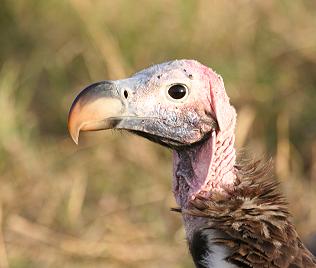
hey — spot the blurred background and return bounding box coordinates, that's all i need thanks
[0,0,316,267]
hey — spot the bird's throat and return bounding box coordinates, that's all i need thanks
[172,129,237,208]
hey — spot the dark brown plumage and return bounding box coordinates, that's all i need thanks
[182,160,316,267]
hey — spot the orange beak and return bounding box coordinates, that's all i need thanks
[68,81,123,144]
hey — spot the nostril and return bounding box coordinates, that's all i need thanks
[123,90,128,99]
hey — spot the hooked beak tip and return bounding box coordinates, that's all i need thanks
[68,113,80,145]
[70,131,79,145]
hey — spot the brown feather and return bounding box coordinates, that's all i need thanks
[184,160,316,268]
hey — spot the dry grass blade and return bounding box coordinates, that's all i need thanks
[0,204,9,268]
[236,106,256,148]
[69,0,128,80]
[276,111,290,180]
[67,173,87,225]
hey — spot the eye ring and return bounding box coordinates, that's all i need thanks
[167,84,188,100]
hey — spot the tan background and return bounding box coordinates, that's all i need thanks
[0,1,316,267]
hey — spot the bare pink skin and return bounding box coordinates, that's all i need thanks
[173,128,236,205]
[171,61,237,209]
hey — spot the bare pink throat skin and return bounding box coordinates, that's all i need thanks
[172,65,237,209]
[172,118,237,208]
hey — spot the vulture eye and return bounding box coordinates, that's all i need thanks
[168,84,188,100]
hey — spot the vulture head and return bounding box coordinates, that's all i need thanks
[68,60,237,205]
[68,60,316,267]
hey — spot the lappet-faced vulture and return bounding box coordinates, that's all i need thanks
[68,60,316,268]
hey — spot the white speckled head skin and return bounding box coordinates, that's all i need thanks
[115,60,226,145]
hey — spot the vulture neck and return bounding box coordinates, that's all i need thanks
[172,127,237,209]
[172,129,316,267]
[172,127,237,267]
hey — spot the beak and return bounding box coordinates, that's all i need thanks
[68,81,124,144]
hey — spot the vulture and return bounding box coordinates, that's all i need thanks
[68,60,316,267]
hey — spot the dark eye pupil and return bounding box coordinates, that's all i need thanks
[168,84,187,99]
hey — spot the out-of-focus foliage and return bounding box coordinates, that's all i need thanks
[0,1,315,267]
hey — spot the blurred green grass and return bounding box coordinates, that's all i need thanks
[0,0,316,267]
